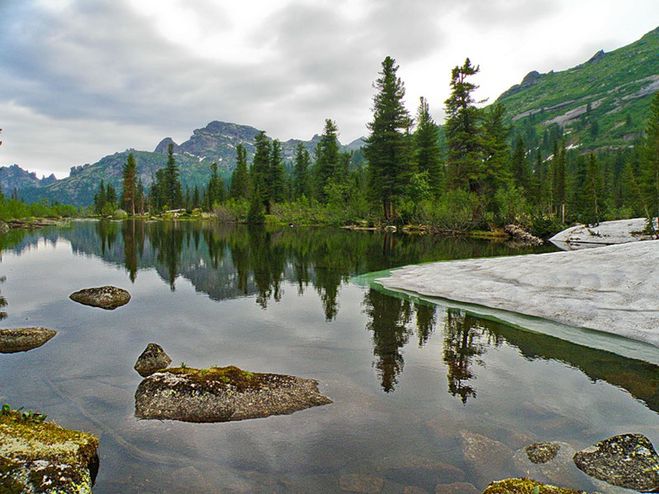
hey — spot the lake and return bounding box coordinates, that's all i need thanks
[0,220,656,493]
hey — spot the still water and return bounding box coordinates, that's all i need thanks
[0,220,656,493]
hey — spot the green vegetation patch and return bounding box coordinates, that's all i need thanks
[164,365,262,391]
[483,478,584,494]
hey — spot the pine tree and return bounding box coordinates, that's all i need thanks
[94,179,106,214]
[444,58,482,193]
[293,142,311,198]
[510,136,528,191]
[229,144,250,200]
[122,152,138,215]
[639,92,659,230]
[135,178,145,215]
[481,103,512,197]
[413,97,443,197]
[314,119,341,202]
[364,56,413,221]
[206,162,225,210]
[251,131,272,213]
[164,143,182,209]
[582,154,602,225]
[551,141,567,221]
[270,139,286,203]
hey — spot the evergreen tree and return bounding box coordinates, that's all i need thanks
[552,141,567,222]
[106,183,117,208]
[620,161,644,216]
[206,162,226,210]
[192,185,200,209]
[270,139,286,203]
[481,103,512,197]
[444,58,482,193]
[230,144,250,200]
[122,152,138,215]
[413,97,443,197]
[135,178,145,215]
[364,56,412,221]
[640,92,659,230]
[510,136,528,191]
[293,142,311,198]
[164,143,183,209]
[314,119,342,202]
[251,131,272,213]
[582,154,602,225]
[93,179,106,214]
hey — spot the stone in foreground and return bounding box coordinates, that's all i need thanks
[69,286,131,310]
[482,478,583,494]
[572,433,659,492]
[525,442,561,464]
[0,408,99,494]
[0,327,57,353]
[134,343,172,377]
[135,365,332,422]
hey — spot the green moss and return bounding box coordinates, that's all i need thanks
[165,365,263,391]
[483,478,583,494]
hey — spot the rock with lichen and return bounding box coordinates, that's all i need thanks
[512,442,582,486]
[69,286,131,310]
[482,478,584,494]
[572,433,659,492]
[0,407,99,494]
[133,343,172,377]
[0,327,56,353]
[134,365,332,423]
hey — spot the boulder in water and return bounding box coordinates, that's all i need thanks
[0,327,57,353]
[69,286,131,310]
[134,343,172,377]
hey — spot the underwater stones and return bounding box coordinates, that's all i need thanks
[482,478,584,494]
[459,431,514,485]
[0,408,99,494]
[134,343,172,377]
[434,481,479,494]
[572,433,659,492]
[0,327,57,353]
[339,473,385,493]
[512,442,581,486]
[525,442,561,463]
[135,365,332,423]
[69,285,131,310]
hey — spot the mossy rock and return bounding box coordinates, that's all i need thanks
[0,409,99,493]
[482,478,584,494]
[69,285,131,310]
[0,327,57,354]
[135,365,332,423]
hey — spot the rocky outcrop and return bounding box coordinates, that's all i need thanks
[69,285,131,310]
[135,365,332,423]
[504,224,544,246]
[573,433,659,492]
[0,407,99,494]
[134,343,172,377]
[482,478,583,494]
[0,327,57,353]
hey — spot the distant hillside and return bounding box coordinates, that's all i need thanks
[15,121,365,206]
[0,164,56,195]
[499,27,658,153]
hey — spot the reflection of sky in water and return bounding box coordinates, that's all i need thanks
[0,222,656,493]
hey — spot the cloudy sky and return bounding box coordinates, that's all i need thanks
[0,0,657,177]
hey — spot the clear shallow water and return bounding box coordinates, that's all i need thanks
[0,220,656,493]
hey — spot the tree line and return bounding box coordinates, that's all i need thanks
[98,57,658,235]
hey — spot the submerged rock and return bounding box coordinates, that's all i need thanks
[0,407,99,494]
[572,433,659,492]
[339,473,385,493]
[134,343,172,377]
[135,365,332,423]
[459,431,513,484]
[525,442,561,464]
[434,481,478,494]
[0,327,57,353]
[482,478,583,494]
[69,286,131,310]
[513,442,582,486]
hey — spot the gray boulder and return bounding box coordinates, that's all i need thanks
[573,433,659,492]
[134,343,172,377]
[69,286,131,310]
[135,365,332,423]
[0,327,57,353]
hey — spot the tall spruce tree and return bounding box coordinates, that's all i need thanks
[413,97,443,197]
[270,139,286,203]
[582,154,602,226]
[206,162,225,209]
[364,56,412,221]
[164,143,182,209]
[293,142,311,198]
[640,92,659,229]
[314,119,341,202]
[251,131,272,213]
[444,58,482,193]
[122,152,138,215]
[230,144,250,200]
[510,135,529,191]
[481,103,512,197]
[551,141,567,222]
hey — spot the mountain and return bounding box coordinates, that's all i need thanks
[0,164,56,196]
[499,27,658,152]
[15,122,365,206]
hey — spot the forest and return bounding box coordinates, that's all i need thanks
[95,57,658,237]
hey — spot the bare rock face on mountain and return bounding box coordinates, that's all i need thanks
[69,286,131,310]
[135,365,332,423]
